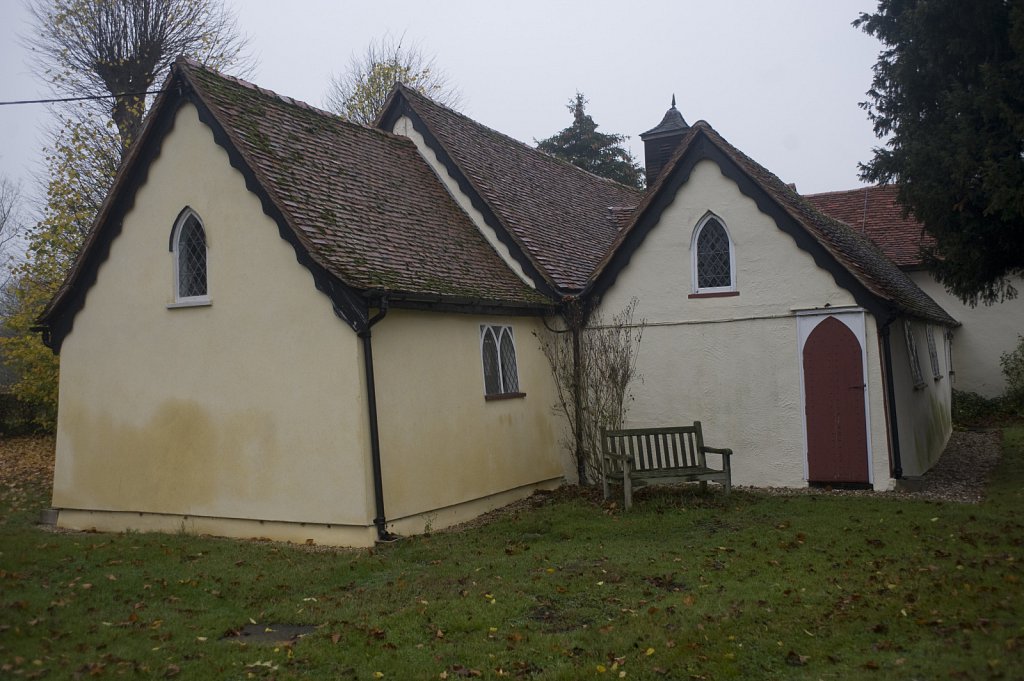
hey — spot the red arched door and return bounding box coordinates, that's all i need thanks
[803,316,869,483]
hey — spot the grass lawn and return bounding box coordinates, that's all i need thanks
[1,430,1022,680]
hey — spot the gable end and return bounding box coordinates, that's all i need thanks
[41,93,186,352]
[586,131,894,322]
[379,96,560,299]
[41,71,372,353]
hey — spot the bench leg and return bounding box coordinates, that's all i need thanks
[724,476,731,496]
[623,472,632,511]
[602,474,609,501]
[699,480,707,495]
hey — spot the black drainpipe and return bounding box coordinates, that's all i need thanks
[357,295,398,542]
[879,316,904,480]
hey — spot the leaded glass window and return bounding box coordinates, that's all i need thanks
[498,327,519,392]
[695,218,733,290]
[481,325,521,396]
[482,327,501,395]
[175,214,207,300]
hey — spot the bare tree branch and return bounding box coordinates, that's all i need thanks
[536,298,645,485]
[25,0,253,153]
[325,33,462,125]
[0,176,24,293]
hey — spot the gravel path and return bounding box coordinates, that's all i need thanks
[896,429,1002,503]
[741,429,1002,504]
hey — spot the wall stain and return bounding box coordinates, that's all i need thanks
[57,399,280,518]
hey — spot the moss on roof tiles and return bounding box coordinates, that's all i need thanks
[182,62,550,309]
[396,85,642,291]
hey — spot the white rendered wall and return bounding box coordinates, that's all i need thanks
[886,316,953,477]
[911,272,1023,398]
[596,159,893,488]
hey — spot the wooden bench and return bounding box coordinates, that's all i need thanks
[601,422,733,509]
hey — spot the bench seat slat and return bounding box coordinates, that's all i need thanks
[601,421,732,509]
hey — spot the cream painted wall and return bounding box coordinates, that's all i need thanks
[53,103,374,528]
[887,317,953,477]
[911,272,1023,398]
[372,311,569,527]
[596,159,893,488]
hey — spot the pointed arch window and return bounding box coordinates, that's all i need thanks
[691,215,736,295]
[481,325,523,399]
[170,209,210,306]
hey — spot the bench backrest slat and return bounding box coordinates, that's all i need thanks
[601,422,708,474]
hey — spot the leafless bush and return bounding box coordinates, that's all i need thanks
[537,297,645,484]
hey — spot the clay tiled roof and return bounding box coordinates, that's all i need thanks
[803,185,935,269]
[592,121,956,326]
[391,85,642,292]
[179,62,549,307]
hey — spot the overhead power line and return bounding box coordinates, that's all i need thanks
[0,90,167,107]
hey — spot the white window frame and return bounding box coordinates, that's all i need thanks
[690,212,737,294]
[169,208,211,308]
[925,325,942,380]
[904,320,926,389]
[480,324,522,398]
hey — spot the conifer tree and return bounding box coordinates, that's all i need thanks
[856,0,1024,305]
[536,93,644,189]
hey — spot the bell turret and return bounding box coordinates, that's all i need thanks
[640,95,689,186]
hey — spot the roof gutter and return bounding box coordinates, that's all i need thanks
[878,314,904,480]
[343,293,398,543]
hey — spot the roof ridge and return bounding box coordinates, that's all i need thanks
[398,84,643,195]
[179,58,380,131]
[802,185,890,198]
[180,60,429,151]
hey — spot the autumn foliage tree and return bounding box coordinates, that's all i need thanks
[855,0,1024,305]
[325,33,462,125]
[0,0,250,428]
[536,93,645,189]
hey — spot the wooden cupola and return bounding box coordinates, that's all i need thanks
[640,96,689,186]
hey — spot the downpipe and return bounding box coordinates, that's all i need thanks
[356,295,399,543]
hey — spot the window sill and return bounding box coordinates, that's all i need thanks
[485,392,526,402]
[688,291,739,299]
[167,298,212,309]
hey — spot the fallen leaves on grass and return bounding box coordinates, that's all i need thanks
[0,435,55,511]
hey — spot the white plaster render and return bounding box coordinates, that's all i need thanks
[54,103,374,531]
[390,116,537,290]
[596,159,893,488]
[372,310,571,520]
[911,272,1024,398]
[887,317,952,477]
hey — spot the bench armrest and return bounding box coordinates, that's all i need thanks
[602,451,632,463]
[701,446,733,458]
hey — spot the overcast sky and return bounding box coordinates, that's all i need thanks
[0,0,883,207]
